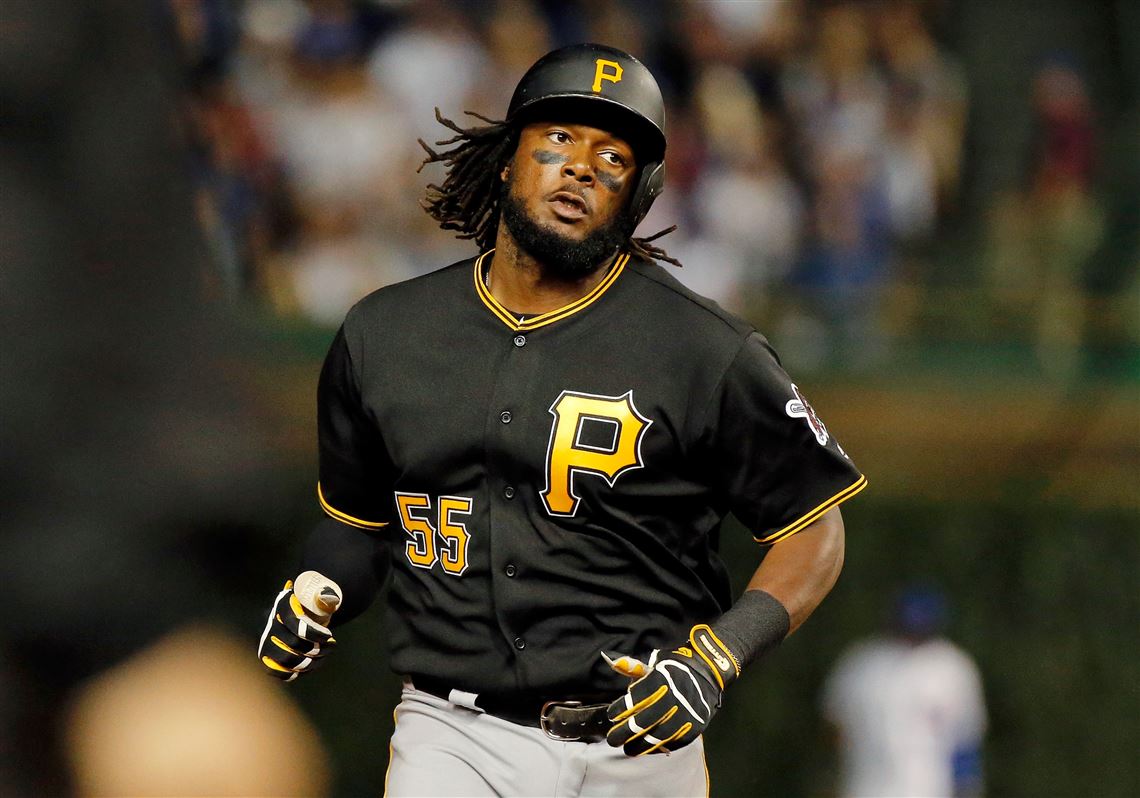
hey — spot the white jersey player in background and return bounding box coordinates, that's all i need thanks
[821,585,987,798]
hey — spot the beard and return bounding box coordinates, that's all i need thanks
[499,177,633,280]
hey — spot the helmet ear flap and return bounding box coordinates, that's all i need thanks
[629,161,664,230]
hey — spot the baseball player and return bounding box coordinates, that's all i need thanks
[821,587,987,797]
[258,43,866,796]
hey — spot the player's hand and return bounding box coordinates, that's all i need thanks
[603,624,740,756]
[257,571,343,682]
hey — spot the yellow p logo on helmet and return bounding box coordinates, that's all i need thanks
[592,58,623,92]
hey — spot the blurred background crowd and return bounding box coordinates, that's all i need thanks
[0,0,1136,796]
[171,0,1135,378]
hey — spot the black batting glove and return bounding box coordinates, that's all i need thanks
[603,624,740,756]
[257,572,342,682]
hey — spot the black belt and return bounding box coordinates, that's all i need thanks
[410,675,615,743]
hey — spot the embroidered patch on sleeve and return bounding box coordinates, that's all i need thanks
[785,384,829,446]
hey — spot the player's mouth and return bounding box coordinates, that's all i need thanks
[547,190,589,220]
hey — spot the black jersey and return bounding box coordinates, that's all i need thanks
[317,251,865,696]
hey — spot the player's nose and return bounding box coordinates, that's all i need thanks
[561,149,595,183]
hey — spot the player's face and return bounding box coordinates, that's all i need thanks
[499,121,638,278]
[504,121,638,233]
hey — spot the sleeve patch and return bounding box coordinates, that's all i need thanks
[785,384,829,446]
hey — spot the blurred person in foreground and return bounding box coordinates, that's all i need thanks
[821,585,987,798]
[255,42,865,795]
[1,2,331,793]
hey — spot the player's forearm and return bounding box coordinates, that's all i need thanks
[747,506,845,634]
[707,510,843,671]
[299,516,389,626]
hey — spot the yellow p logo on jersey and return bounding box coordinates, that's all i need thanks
[592,58,623,92]
[541,390,652,517]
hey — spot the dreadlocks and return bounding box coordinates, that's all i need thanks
[417,109,682,267]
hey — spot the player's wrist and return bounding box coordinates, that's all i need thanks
[683,623,740,695]
[708,589,791,674]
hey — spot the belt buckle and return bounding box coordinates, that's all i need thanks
[540,699,583,741]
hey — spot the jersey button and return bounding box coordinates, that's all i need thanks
[500,410,512,424]
[505,564,517,577]
[503,486,515,499]
[513,334,526,347]
[514,637,526,650]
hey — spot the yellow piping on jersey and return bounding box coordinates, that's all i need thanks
[754,474,868,544]
[318,482,389,530]
[702,741,711,796]
[383,704,398,797]
[473,249,629,331]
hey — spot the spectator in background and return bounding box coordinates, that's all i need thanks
[480,0,554,111]
[686,63,805,313]
[985,55,1104,378]
[870,0,969,348]
[185,73,278,298]
[261,0,418,324]
[873,0,969,220]
[779,3,893,370]
[821,585,987,798]
[367,3,490,146]
[167,0,269,297]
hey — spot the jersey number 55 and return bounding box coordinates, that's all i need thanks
[394,492,473,576]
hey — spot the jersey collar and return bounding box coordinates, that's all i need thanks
[473,249,629,331]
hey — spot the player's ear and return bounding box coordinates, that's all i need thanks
[500,161,511,182]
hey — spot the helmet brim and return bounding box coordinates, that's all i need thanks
[509,95,666,165]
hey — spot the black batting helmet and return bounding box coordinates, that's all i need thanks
[506,43,666,228]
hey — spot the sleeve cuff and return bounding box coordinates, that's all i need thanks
[317,482,389,531]
[753,475,867,545]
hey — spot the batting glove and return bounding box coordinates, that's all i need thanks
[257,571,342,682]
[603,624,740,756]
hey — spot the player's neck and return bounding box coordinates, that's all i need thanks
[487,230,613,315]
